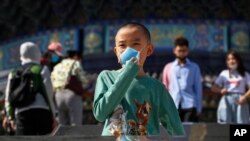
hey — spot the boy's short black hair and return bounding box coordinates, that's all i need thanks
[174,37,189,48]
[118,22,151,43]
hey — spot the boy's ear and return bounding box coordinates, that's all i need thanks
[113,47,117,54]
[146,44,154,56]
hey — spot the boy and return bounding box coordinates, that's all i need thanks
[93,23,185,136]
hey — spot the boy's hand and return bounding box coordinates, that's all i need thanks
[129,51,141,66]
[130,57,138,64]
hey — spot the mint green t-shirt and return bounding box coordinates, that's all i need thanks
[93,61,185,136]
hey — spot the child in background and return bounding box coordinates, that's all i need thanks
[211,51,250,123]
[93,23,185,136]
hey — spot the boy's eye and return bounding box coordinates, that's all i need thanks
[133,43,140,46]
[119,44,126,48]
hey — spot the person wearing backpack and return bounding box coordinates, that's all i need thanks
[3,42,58,135]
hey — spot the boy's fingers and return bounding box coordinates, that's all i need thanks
[130,57,138,63]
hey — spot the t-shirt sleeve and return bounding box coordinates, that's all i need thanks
[214,71,225,87]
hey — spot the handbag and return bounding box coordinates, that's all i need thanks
[65,61,85,95]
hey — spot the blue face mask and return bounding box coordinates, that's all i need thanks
[51,54,60,63]
[120,47,140,65]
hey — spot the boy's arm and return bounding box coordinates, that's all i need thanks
[194,65,202,114]
[93,61,139,122]
[159,86,185,136]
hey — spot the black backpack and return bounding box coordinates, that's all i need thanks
[8,64,44,108]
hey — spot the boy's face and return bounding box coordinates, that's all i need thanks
[173,45,189,61]
[114,27,153,66]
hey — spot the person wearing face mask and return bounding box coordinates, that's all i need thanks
[93,23,184,137]
[40,42,64,71]
[211,51,250,124]
[162,37,202,122]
